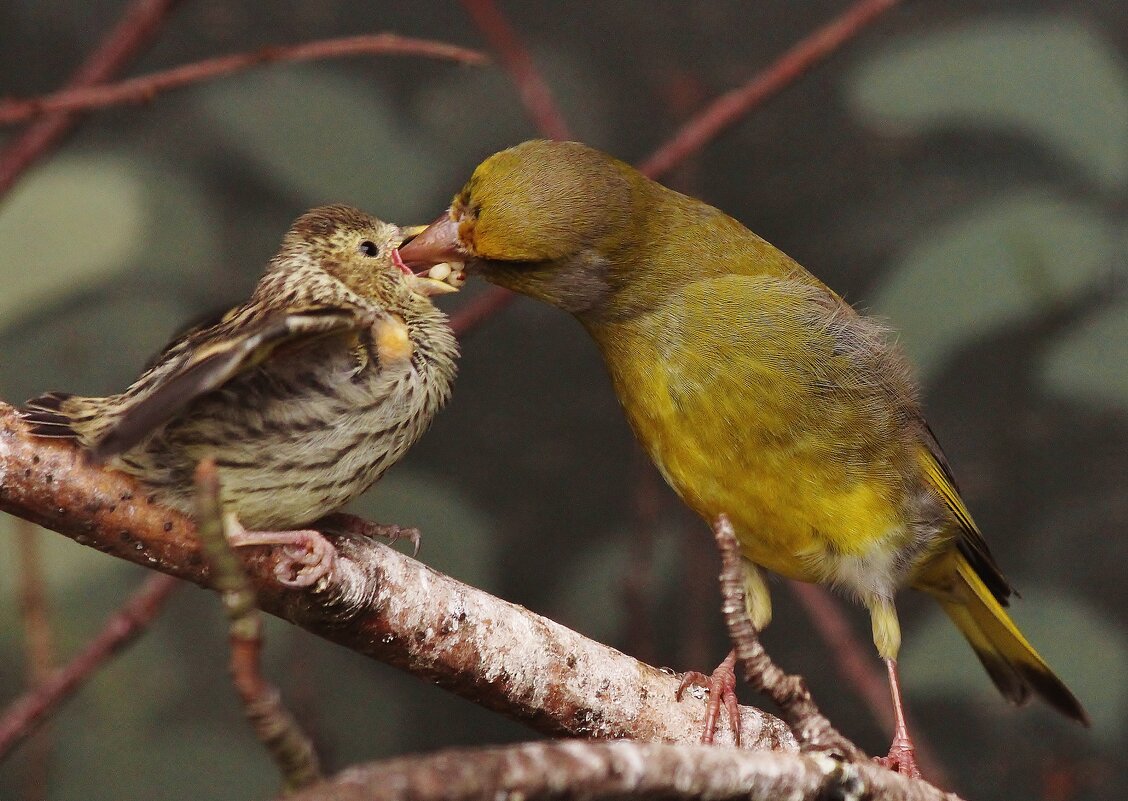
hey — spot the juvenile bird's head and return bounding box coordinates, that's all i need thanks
[278,205,464,302]
[399,140,645,317]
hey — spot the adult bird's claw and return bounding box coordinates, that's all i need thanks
[875,737,922,779]
[676,650,741,746]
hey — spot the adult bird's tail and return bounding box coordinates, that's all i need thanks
[918,551,1089,725]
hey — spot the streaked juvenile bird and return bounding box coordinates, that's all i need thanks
[399,140,1088,776]
[23,205,463,586]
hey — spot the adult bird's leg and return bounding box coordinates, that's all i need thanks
[676,557,772,746]
[876,657,922,778]
[224,513,338,589]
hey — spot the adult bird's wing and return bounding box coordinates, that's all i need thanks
[917,420,1013,603]
[89,306,377,460]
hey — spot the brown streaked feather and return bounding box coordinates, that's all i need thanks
[21,392,79,437]
[91,307,378,461]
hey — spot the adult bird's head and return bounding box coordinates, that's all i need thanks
[399,140,646,317]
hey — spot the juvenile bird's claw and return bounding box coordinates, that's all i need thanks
[314,512,422,556]
[676,650,741,746]
[226,522,338,589]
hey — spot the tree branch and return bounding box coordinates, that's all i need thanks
[0,401,794,753]
[0,35,487,126]
[0,572,179,760]
[0,0,186,197]
[638,0,901,180]
[282,741,963,801]
[459,0,572,141]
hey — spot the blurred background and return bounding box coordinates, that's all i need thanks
[1,1,1125,799]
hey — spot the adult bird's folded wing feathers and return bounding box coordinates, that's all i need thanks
[916,420,1013,603]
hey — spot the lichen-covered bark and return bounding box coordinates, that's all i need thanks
[0,401,794,749]
[285,741,964,801]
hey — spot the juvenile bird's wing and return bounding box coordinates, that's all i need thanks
[916,422,1013,603]
[89,306,378,460]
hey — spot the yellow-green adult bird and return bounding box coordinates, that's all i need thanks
[399,139,1088,775]
[23,205,463,586]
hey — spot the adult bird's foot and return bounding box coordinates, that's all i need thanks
[676,649,741,746]
[875,737,922,779]
[316,512,422,556]
[225,518,338,588]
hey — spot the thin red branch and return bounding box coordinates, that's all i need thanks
[0,0,186,198]
[450,287,515,338]
[0,572,180,760]
[459,0,572,140]
[15,520,55,801]
[15,521,55,691]
[786,581,949,785]
[0,35,488,126]
[447,0,897,338]
[638,0,901,180]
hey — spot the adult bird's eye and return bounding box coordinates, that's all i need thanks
[358,240,380,257]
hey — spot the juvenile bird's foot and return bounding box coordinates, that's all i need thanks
[676,649,741,746]
[875,736,921,779]
[316,512,422,556]
[225,517,338,588]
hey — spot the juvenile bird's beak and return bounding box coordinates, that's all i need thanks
[398,213,462,269]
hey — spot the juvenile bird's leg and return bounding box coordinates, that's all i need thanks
[224,513,338,589]
[677,559,772,745]
[315,511,422,557]
[876,657,921,778]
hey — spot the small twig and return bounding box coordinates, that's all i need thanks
[712,514,867,762]
[282,740,963,801]
[14,520,55,801]
[0,0,186,197]
[0,572,179,761]
[459,0,572,140]
[193,459,322,792]
[638,0,901,180]
[0,34,487,126]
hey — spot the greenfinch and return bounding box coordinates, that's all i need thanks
[399,140,1088,774]
[24,205,462,586]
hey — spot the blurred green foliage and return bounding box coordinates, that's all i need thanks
[1,2,1124,800]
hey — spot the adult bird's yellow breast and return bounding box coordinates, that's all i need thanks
[588,273,914,585]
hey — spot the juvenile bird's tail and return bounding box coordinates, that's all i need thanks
[21,391,116,448]
[917,552,1089,725]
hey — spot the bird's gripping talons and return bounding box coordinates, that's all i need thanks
[225,520,338,589]
[875,736,922,779]
[315,512,421,557]
[676,650,742,746]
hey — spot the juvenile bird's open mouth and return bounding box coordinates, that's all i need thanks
[392,246,465,296]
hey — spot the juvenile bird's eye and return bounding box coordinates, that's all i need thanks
[358,240,380,257]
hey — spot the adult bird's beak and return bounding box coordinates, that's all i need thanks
[398,213,462,269]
